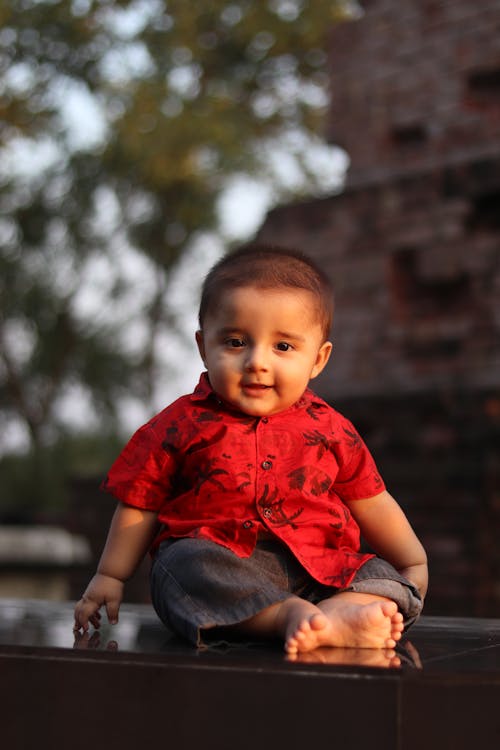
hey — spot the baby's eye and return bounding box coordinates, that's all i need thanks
[225,337,246,348]
[276,341,292,352]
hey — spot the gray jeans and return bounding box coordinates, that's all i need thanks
[150,537,423,647]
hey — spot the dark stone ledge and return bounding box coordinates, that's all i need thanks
[1,599,499,750]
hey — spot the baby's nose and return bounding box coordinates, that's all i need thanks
[244,345,269,371]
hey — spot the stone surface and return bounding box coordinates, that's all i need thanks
[0,599,499,750]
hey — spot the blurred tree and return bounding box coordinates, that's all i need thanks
[0,0,352,513]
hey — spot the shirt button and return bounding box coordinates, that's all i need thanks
[242,520,254,529]
[261,460,272,470]
[261,417,268,424]
[262,508,273,519]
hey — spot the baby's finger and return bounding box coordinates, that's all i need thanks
[89,611,102,629]
[105,600,119,626]
[73,609,89,632]
[74,598,100,631]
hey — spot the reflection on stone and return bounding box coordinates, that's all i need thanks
[286,646,402,669]
[1,599,500,675]
[0,598,141,651]
[285,639,425,669]
[73,630,118,651]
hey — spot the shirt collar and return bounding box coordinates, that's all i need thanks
[191,372,216,402]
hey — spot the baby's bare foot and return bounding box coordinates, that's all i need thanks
[284,611,331,654]
[273,598,331,654]
[279,593,404,654]
[317,593,404,650]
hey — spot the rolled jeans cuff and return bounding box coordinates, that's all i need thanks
[343,556,423,629]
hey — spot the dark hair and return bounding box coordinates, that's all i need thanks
[198,244,333,339]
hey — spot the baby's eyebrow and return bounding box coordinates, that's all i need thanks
[275,330,306,343]
[217,327,244,336]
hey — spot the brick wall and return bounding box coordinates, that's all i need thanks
[256,0,500,616]
[326,0,500,185]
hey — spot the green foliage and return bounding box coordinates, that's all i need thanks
[0,431,126,520]
[0,0,350,512]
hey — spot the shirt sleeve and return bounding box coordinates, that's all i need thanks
[101,416,177,511]
[331,416,385,501]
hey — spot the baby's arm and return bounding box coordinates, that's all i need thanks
[346,490,428,598]
[73,503,159,632]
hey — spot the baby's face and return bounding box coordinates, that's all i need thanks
[196,286,332,417]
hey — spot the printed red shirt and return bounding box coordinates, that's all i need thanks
[103,374,385,587]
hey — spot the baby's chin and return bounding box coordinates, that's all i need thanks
[232,400,294,419]
[215,388,297,418]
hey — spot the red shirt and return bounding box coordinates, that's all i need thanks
[103,374,384,587]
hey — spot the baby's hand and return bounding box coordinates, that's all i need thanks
[73,573,124,632]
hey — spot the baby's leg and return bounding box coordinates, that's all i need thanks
[231,596,328,645]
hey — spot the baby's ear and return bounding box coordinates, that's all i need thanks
[195,330,206,365]
[310,340,333,379]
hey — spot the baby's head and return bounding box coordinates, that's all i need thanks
[196,245,334,417]
[198,244,333,340]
